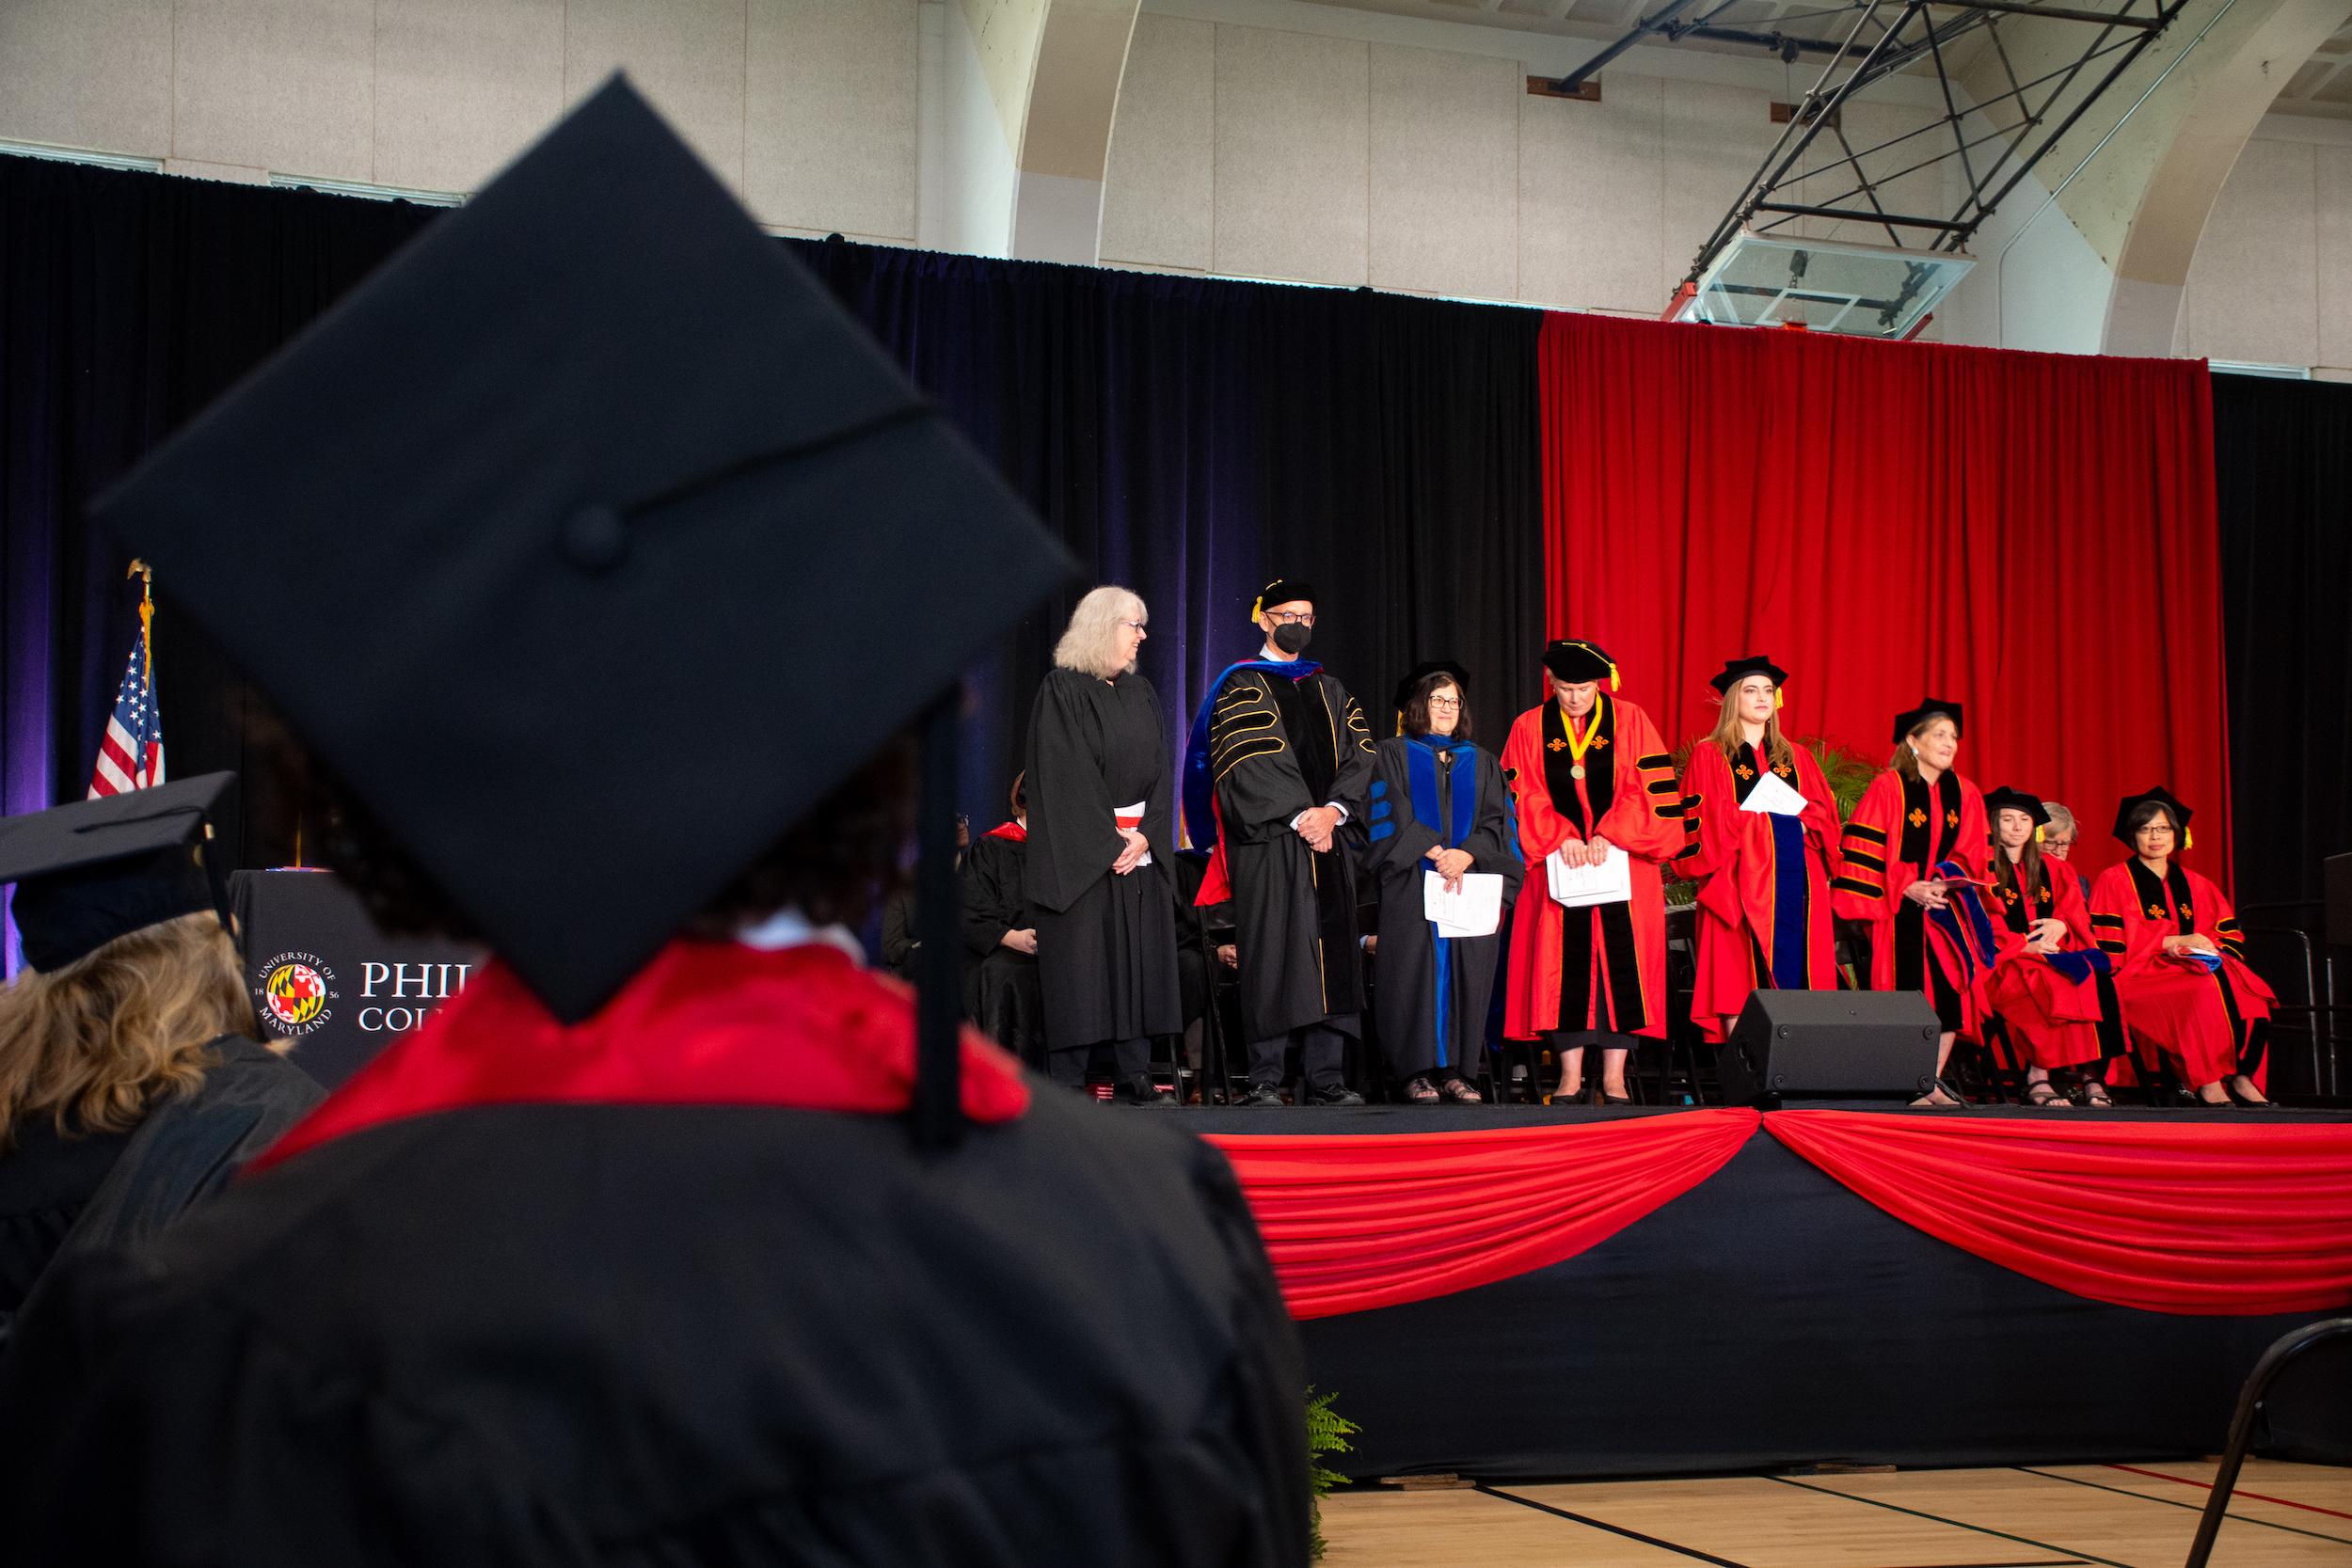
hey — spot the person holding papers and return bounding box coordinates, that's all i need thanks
[1501,641,1681,1104]
[1834,702,1993,1104]
[1025,587,1184,1104]
[1368,665,1522,1103]
[1677,657,1842,1047]
[2089,786,2275,1106]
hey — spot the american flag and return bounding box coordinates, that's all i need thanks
[87,619,165,798]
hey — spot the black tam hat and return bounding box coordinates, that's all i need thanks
[1250,578,1315,620]
[1891,699,1964,743]
[1392,660,1470,717]
[2112,785,2193,847]
[1981,786,2050,828]
[1542,640,1616,689]
[1708,655,1788,693]
[0,773,236,973]
[87,80,1072,1138]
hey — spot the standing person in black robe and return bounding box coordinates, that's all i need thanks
[0,83,1309,1568]
[1025,587,1184,1104]
[1182,578,1374,1107]
[961,775,1045,1072]
[0,774,322,1332]
[1367,666,1522,1103]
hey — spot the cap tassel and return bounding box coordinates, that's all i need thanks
[2034,825,2044,843]
[1773,689,1784,709]
[1609,663,1620,691]
[2185,827,2193,850]
[1248,594,1263,624]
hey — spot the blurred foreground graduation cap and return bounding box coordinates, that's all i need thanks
[91,78,1073,1136]
[0,773,236,974]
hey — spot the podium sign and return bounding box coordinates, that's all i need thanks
[230,869,483,1090]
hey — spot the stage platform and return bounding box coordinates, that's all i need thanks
[1188,1103,2352,1481]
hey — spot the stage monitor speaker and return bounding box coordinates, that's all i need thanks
[1718,990,1941,1105]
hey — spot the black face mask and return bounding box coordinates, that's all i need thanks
[1271,622,1312,657]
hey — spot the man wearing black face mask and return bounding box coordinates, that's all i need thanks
[1179,580,1374,1105]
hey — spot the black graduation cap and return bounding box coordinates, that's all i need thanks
[1391,660,1470,718]
[1891,699,1964,743]
[1542,640,1616,688]
[1708,654,1788,693]
[89,79,1073,1126]
[1250,578,1316,620]
[0,773,236,974]
[2112,785,2192,847]
[1981,786,2050,828]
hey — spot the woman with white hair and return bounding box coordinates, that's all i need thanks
[1023,586,1184,1102]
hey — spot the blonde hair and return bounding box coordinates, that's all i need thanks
[1708,685,1793,772]
[0,912,262,1150]
[1053,585,1146,680]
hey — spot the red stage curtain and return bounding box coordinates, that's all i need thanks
[1204,1109,1757,1319]
[1767,1110,2352,1314]
[1538,313,2230,886]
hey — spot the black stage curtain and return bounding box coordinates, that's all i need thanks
[0,154,1543,881]
[2213,372,2352,916]
[1178,1112,2348,1479]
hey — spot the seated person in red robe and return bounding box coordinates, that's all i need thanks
[2090,786,2276,1107]
[1975,786,2124,1108]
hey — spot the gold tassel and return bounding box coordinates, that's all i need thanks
[2034,825,2044,843]
[1610,663,1620,691]
[1773,689,1783,709]
[1248,594,1263,623]
[2185,826,2193,850]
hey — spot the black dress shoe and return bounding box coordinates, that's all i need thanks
[1307,1084,1366,1107]
[1118,1082,1180,1106]
[1238,1084,1286,1107]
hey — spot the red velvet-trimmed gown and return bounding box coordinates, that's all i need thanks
[1676,740,1841,1044]
[1978,856,2117,1070]
[1835,768,1992,1037]
[2090,859,2275,1086]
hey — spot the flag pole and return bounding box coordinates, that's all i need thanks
[126,560,154,681]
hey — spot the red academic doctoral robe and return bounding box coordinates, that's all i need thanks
[2090,860,2276,1087]
[1834,768,1992,1035]
[1676,739,1841,1044]
[1979,855,2109,1070]
[1500,695,1681,1039]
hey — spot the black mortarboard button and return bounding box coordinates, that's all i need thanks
[0,773,237,973]
[1542,640,1615,687]
[1391,660,1470,718]
[1981,786,2049,828]
[561,504,628,573]
[2112,785,2192,847]
[1708,655,1788,693]
[1891,698,1964,743]
[91,78,1073,1025]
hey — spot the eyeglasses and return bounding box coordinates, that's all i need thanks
[1426,694,1462,708]
[1267,610,1316,626]
[1117,620,1148,634]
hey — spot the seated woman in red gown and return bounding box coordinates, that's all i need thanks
[1834,701,1990,1106]
[1676,656,1840,1046]
[1977,786,2122,1108]
[2090,786,2275,1107]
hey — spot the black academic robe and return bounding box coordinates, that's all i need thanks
[0,1035,321,1331]
[1023,668,1182,1050]
[1207,667,1375,1042]
[1366,737,1522,1082]
[0,947,1310,1567]
[961,826,1046,1069]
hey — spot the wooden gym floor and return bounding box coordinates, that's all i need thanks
[1319,1460,2352,1567]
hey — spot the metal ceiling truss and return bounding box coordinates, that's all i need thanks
[1551,0,2188,296]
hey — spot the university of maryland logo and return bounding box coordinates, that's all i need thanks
[255,951,339,1037]
[1908,808,1929,828]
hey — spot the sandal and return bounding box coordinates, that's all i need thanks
[2074,1079,2115,1108]
[1438,1076,1484,1104]
[1402,1076,1440,1105]
[2024,1080,2072,1108]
